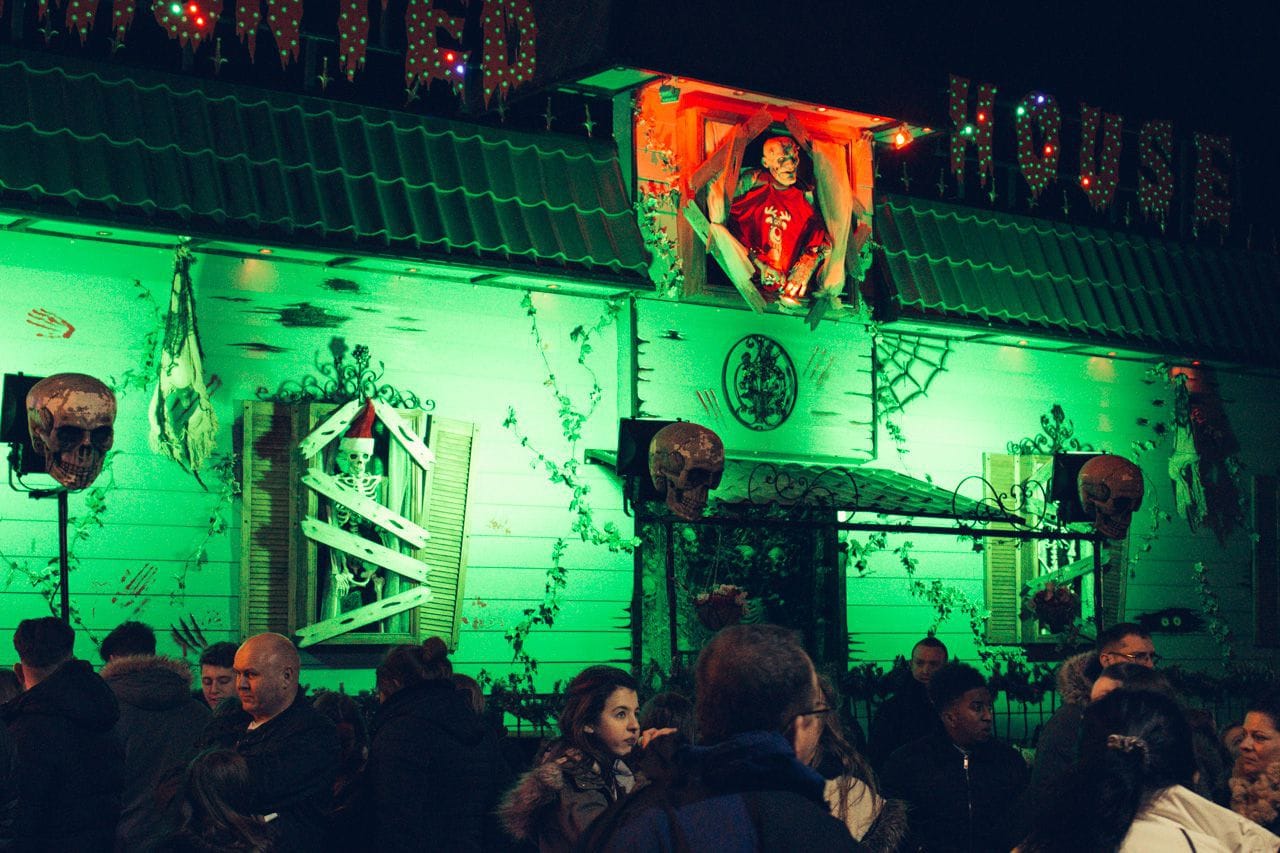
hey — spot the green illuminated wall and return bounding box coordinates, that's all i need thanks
[0,228,633,692]
[848,338,1280,671]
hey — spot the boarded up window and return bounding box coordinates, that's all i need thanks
[239,401,475,647]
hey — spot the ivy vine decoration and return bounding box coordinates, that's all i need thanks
[256,340,433,410]
[477,293,639,719]
[1191,561,1235,663]
[1007,403,1095,456]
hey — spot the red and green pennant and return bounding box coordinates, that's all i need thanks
[948,74,997,189]
[1137,119,1174,227]
[404,0,468,92]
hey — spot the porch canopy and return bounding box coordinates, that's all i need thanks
[872,194,1280,368]
[0,48,648,281]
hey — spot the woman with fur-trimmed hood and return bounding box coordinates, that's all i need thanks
[498,666,659,852]
[1229,693,1280,836]
[101,652,212,850]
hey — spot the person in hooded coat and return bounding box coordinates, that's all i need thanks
[366,639,512,853]
[1,616,124,851]
[101,652,211,851]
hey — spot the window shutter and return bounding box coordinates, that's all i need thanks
[982,453,1048,644]
[1098,538,1129,630]
[239,401,304,635]
[1253,475,1280,646]
[418,417,476,648]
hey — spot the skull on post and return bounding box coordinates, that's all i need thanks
[26,373,117,490]
[649,422,725,521]
[1077,454,1145,539]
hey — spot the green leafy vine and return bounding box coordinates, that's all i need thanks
[1191,561,1235,663]
[479,294,639,718]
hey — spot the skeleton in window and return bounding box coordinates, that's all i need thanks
[725,136,832,309]
[323,400,389,618]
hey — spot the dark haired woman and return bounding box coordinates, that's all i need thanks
[151,749,275,852]
[1018,689,1278,852]
[810,676,907,851]
[1230,693,1280,835]
[499,665,667,852]
[365,637,510,852]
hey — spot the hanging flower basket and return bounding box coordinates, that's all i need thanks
[693,584,750,631]
[1026,582,1081,633]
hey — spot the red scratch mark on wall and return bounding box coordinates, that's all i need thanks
[112,563,159,610]
[27,308,75,339]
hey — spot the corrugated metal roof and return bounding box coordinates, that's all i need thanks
[874,194,1280,366]
[0,50,648,279]
[717,459,1006,520]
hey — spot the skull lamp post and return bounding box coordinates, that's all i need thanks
[24,373,119,622]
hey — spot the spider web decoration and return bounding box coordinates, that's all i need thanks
[875,334,951,414]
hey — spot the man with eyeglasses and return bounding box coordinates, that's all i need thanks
[1023,623,1158,827]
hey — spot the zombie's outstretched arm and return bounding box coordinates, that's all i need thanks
[779,228,832,306]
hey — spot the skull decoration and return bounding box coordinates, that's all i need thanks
[761,136,801,187]
[26,373,117,490]
[1077,455,1145,539]
[649,422,725,521]
[336,400,377,478]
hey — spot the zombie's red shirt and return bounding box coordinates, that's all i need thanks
[728,175,830,277]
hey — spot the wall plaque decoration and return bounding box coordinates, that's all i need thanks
[722,334,796,432]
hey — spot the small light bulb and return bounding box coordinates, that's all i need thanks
[977,111,986,122]
[1043,144,1053,156]
[1036,94,1046,105]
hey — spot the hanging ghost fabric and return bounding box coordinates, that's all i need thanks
[150,242,219,481]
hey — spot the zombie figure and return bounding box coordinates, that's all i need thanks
[728,136,832,308]
[323,400,387,619]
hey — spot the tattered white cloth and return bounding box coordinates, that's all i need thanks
[149,242,218,481]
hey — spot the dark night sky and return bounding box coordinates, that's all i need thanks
[535,0,1280,232]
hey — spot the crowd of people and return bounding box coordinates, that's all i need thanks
[1,615,1278,851]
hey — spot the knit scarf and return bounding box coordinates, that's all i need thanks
[1230,759,1280,827]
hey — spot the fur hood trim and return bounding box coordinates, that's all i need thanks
[1055,650,1096,708]
[100,654,194,682]
[1229,759,1280,828]
[497,760,571,841]
[861,797,910,853]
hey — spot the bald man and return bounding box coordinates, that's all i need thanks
[199,633,339,852]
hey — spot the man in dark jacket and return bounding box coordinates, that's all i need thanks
[199,632,339,853]
[2,616,124,851]
[1029,622,1156,791]
[867,636,948,770]
[880,662,1029,853]
[100,621,211,851]
[581,624,863,852]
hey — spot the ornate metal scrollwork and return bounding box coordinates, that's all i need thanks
[1007,403,1094,456]
[745,462,860,508]
[953,474,1052,530]
[256,340,434,410]
[722,335,797,432]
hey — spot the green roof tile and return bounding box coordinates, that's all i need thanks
[0,51,648,279]
[874,194,1280,366]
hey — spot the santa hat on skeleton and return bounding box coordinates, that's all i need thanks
[340,399,377,454]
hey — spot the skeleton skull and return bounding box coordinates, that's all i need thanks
[1077,455,1145,539]
[335,438,372,478]
[761,136,801,187]
[649,422,725,521]
[26,373,117,490]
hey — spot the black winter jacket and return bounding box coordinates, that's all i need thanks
[880,731,1029,853]
[0,659,124,852]
[867,676,947,770]
[102,655,211,852]
[365,680,512,853]
[199,689,339,853]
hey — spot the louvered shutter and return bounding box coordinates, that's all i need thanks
[982,453,1048,644]
[240,401,304,635]
[418,417,476,648]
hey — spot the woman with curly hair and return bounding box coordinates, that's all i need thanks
[1230,693,1280,835]
[498,665,667,852]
